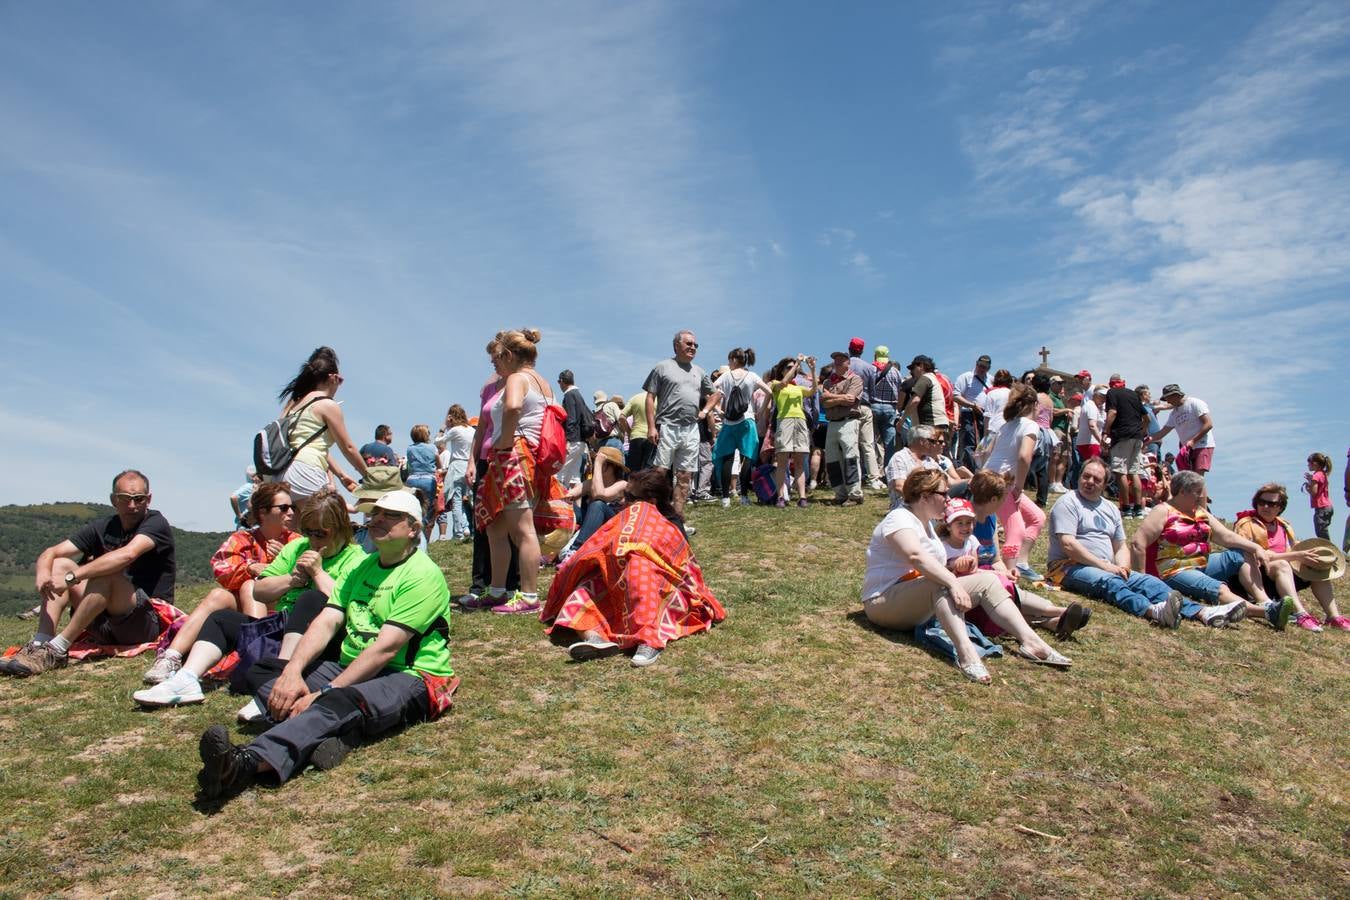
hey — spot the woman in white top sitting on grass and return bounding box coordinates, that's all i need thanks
[861,468,1070,683]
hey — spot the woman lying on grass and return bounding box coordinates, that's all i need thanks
[542,468,725,668]
[133,490,367,713]
[861,468,1071,684]
[142,481,298,685]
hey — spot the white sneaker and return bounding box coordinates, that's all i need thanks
[1049,482,1068,494]
[236,697,265,724]
[720,496,731,508]
[142,652,182,685]
[631,645,662,667]
[133,671,203,707]
[867,480,886,492]
[1197,597,1245,628]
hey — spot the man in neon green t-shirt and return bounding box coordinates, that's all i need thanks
[196,490,452,800]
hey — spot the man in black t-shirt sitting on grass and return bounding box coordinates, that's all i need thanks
[2,469,176,678]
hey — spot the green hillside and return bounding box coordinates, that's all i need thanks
[0,503,229,615]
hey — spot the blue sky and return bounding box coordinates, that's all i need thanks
[2,0,1347,530]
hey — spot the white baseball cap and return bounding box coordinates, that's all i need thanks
[373,490,422,525]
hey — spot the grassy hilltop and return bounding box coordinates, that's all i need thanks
[0,494,1346,896]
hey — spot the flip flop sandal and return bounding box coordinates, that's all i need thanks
[957,658,992,684]
[1054,602,1087,640]
[1016,645,1073,668]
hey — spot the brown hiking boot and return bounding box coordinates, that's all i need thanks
[5,641,68,677]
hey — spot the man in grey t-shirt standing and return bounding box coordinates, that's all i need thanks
[644,329,714,519]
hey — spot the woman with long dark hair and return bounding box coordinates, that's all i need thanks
[275,347,369,500]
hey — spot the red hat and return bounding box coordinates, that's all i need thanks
[944,497,976,523]
[1070,393,1084,402]
[848,337,865,353]
[1075,369,1092,381]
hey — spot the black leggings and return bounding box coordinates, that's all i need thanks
[196,588,333,653]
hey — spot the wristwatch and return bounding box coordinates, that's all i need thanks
[64,571,78,587]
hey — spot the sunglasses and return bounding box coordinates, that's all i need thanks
[112,493,150,504]
[371,508,412,523]
[268,503,295,513]
[302,527,333,539]
[1255,498,1283,508]
[929,489,949,498]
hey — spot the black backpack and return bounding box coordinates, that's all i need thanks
[723,375,751,421]
[252,398,327,476]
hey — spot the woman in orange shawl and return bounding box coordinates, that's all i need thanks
[542,470,725,667]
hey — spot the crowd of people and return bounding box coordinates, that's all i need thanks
[3,332,1346,801]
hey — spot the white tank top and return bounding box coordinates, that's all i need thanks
[490,373,548,446]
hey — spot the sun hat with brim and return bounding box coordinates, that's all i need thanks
[594,445,627,473]
[354,466,406,511]
[1290,538,1346,582]
[373,489,423,526]
[592,389,608,405]
[1160,383,1184,399]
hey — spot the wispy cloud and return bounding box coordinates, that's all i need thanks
[817,227,882,283]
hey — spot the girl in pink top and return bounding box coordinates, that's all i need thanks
[1303,452,1333,540]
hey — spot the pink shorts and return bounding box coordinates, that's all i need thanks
[1180,447,1214,473]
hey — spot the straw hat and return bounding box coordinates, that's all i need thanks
[1290,538,1347,582]
[354,466,407,512]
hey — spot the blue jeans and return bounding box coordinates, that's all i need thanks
[871,402,899,465]
[405,474,437,529]
[1161,549,1245,602]
[445,460,470,539]
[572,499,617,551]
[1060,564,1204,619]
[956,409,981,473]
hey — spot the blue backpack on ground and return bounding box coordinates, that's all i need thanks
[751,463,778,504]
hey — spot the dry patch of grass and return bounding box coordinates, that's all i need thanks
[1,492,1347,896]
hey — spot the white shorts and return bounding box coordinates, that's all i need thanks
[281,458,329,499]
[653,422,700,473]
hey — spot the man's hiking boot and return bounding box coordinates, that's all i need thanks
[310,729,363,772]
[197,725,259,800]
[4,641,67,677]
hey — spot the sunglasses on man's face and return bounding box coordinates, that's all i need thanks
[112,493,150,504]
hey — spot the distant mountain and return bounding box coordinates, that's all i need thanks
[0,503,229,616]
